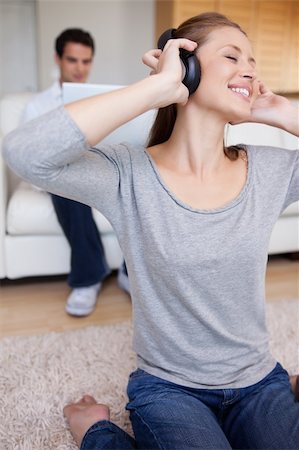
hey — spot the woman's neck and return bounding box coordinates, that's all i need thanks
[156,106,228,177]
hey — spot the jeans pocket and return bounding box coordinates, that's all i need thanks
[267,362,289,382]
[127,368,154,406]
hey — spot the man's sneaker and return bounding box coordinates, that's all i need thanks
[65,282,102,316]
[117,266,130,294]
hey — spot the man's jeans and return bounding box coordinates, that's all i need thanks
[81,362,299,449]
[51,194,111,287]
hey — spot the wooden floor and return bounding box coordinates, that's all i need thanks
[0,255,298,339]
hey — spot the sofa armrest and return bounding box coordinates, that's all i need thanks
[0,136,7,277]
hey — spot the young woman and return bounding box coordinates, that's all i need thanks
[3,12,299,450]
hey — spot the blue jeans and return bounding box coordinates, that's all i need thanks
[81,362,299,449]
[51,194,111,287]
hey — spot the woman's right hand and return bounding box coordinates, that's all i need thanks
[142,38,198,108]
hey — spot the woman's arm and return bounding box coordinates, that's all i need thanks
[2,39,197,215]
[65,39,198,146]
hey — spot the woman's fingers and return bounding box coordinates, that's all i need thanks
[142,49,162,72]
[257,80,272,97]
[142,38,197,73]
[163,37,198,53]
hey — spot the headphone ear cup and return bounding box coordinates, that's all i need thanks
[179,49,201,95]
[157,28,201,95]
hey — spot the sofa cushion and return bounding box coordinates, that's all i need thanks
[7,181,114,235]
[0,93,33,135]
[283,202,299,216]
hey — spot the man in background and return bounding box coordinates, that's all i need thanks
[22,28,129,316]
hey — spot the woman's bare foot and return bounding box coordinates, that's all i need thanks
[290,375,299,401]
[63,394,110,447]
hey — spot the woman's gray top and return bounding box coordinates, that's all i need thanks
[3,106,299,389]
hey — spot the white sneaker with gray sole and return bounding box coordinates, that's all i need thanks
[65,282,102,316]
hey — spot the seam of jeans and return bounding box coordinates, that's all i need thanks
[222,390,241,408]
[133,409,166,450]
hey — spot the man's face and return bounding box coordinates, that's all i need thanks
[55,42,93,83]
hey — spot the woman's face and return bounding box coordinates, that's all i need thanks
[194,26,259,122]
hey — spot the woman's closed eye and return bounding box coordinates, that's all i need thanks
[225,55,238,62]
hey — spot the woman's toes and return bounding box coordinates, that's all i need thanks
[82,394,97,404]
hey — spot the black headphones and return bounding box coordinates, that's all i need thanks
[157,28,201,95]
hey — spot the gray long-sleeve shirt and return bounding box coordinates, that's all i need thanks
[3,106,299,389]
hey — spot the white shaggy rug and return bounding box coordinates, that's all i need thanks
[0,299,298,450]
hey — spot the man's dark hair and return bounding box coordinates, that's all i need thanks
[55,28,95,57]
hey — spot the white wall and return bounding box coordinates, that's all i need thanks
[0,0,38,96]
[0,0,155,96]
[36,0,155,89]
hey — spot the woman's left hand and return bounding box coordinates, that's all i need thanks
[246,82,298,136]
[249,82,289,125]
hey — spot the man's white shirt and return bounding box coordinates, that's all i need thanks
[22,81,62,123]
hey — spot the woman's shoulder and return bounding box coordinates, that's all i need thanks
[246,144,298,160]
[245,144,299,174]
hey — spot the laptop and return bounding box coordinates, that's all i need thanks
[62,82,156,146]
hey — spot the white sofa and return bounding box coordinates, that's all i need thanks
[0,91,298,280]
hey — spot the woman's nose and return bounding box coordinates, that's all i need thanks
[240,65,257,81]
